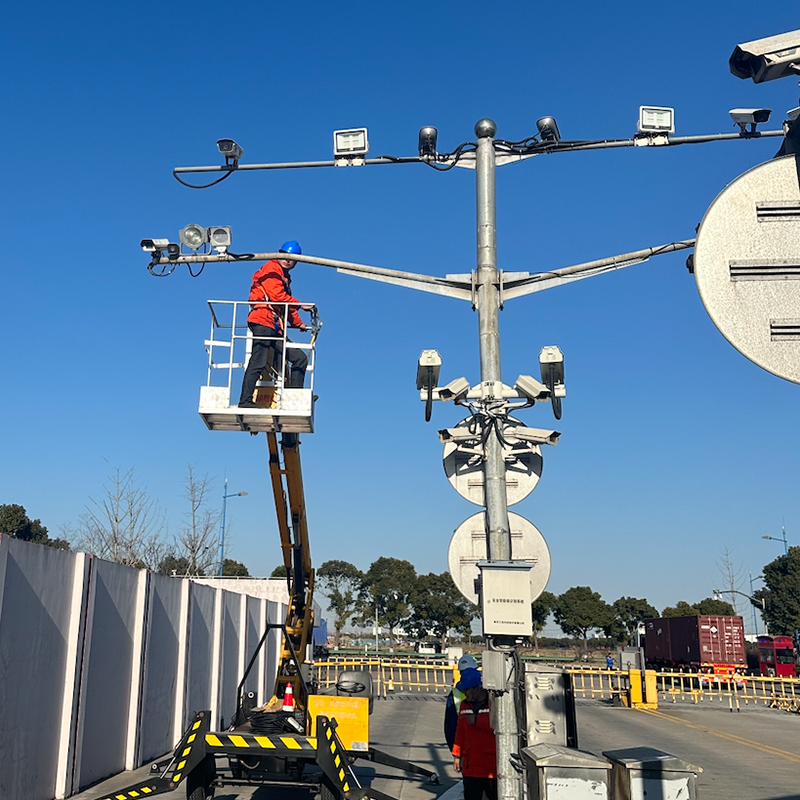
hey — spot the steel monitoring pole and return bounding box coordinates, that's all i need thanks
[474,119,519,800]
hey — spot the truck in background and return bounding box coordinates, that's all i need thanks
[757,635,798,677]
[644,615,746,677]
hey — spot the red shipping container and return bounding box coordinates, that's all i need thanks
[644,615,746,671]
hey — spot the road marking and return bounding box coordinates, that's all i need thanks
[637,707,800,764]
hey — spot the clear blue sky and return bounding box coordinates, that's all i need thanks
[2,2,798,631]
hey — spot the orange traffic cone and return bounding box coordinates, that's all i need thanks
[282,682,294,712]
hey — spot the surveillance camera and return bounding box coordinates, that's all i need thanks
[507,426,561,447]
[730,30,800,84]
[437,427,479,444]
[539,346,565,389]
[166,243,181,261]
[416,349,442,390]
[729,108,772,133]
[217,138,243,163]
[786,107,800,122]
[418,127,438,158]
[514,375,550,402]
[536,117,561,143]
[140,238,170,252]
[437,377,470,402]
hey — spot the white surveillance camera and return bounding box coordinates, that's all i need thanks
[217,138,243,163]
[438,377,470,402]
[416,350,442,390]
[507,426,561,447]
[141,238,170,252]
[729,108,772,133]
[514,375,550,402]
[730,30,800,84]
[437,427,479,444]
[539,346,565,388]
[786,107,800,122]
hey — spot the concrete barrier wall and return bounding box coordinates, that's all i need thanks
[0,535,293,800]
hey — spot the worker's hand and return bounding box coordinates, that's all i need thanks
[299,324,309,332]
[453,757,461,773]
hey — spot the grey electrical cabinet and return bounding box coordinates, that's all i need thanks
[603,747,702,800]
[522,744,611,800]
[524,664,578,748]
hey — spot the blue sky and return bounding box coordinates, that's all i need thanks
[2,2,798,632]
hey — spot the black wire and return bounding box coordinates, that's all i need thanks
[425,141,478,171]
[172,169,235,189]
[187,262,205,277]
[147,261,175,277]
[226,251,256,260]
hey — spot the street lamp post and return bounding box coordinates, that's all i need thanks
[749,573,764,635]
[219,477,248,576]
[762,526,789,555]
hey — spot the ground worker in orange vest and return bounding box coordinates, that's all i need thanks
[238,240,314,408]
[452,667,497,800]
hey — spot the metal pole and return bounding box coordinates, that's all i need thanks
[474,118,519,800]
[375,604,379,654]
[219,477,228,577]
[749,572,759,636]
[782,525,789,555]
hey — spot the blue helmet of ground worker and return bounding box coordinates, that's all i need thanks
[458,667,482,690]
[458,655,478,672]
[279,240,302,255]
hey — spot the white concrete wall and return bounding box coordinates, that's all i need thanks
[0,535,288,800]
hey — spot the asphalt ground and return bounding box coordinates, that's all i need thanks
[65,693,800,800]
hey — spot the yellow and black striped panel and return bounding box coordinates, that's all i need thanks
[204,732,318,754]
[96,777,173,800]
[171,716,206,785]
[323,725,351,792]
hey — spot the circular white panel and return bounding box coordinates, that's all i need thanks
[447,511,551,605]
[694,154,800,384]
[442,416,543,506]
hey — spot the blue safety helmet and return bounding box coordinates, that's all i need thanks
[279,240,302,255]
[458,667,482,690]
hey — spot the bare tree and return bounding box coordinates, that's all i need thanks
[175,464,222,576]
[77,463,167,568]
[718,547,746,617]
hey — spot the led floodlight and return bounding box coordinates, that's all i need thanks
[180,224,208,251]
[333,128,369,157]
[208,226,232,251]
[638,106,675,134]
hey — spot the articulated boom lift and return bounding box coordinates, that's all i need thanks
[101,301,438,800]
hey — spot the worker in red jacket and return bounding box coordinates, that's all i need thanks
[238,240,314,408]
[452,667,497,800]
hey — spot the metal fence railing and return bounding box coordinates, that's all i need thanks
[314,657,455,697]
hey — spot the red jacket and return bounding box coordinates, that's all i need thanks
[452,698,497,778]
[247,260,304,332]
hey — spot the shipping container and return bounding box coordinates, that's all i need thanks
[644,615,746,674]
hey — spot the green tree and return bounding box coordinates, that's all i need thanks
[611,597,658,645]
[158,553,192,576]
[531,591,556,649]
[222,558,250,576]
[755,546,800,638]
[0,504,70,550]
[358,557,416,644]
[271,565,288,578]
[317,560,364,647]
[662,598,735,617]
[553,586,614,650]
[407,572,477,648]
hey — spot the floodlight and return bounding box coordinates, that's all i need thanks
[208,226,232,251]
[217,138,243,164]
[536,117,561,143]
[418,126,438,158]
[507,426,561,447]
[638,106,675,134]
[141,238,170,252]
[333,128,369,157]
[180,223,208,251]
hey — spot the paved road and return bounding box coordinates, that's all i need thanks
[69,694,800,800]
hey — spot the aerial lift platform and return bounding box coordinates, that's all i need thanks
[101,300,438,800]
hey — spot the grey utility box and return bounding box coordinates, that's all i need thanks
[524,664,578,748]
[522,744,611,800]
[603,747,702,800]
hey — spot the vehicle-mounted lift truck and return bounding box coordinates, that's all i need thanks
[104,325,441,799]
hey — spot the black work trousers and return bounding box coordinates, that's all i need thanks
[238,323,308,404]
[463,777,497,800]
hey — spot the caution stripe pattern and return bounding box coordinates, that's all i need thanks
[204,732,318,752]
